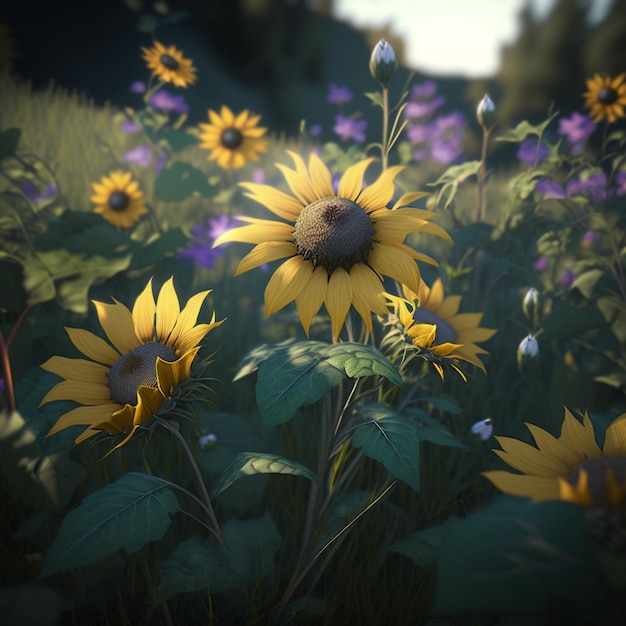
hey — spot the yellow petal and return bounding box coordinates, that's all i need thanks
[239,183,302,221]
[176,320,224,354]
[482,471,560,502]
[168,290,211,348]
[93,300,138,355]
[560,408,602,459]
[308,153,334,198]
[236,241,296,275]
[264,256,312,315]
[368,242,420,294]
[214,221,294,247]
[604,412,626,456]
[46,403,119,437]
[132,278,157,343]
[325,268,352,341]
[392,191,430,209]
[155,277,181,344]
[40,380,111,406]
[493,434,570,477]
[66,327,119,365]
[338,159,374,200]
[40,356,109,383]
[276,162,317,205]
[357,165,404,212]
[295,266,328,336]
[156,348,199,395]
[349,264,387,329]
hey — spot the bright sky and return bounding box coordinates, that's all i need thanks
[332,0,611,77]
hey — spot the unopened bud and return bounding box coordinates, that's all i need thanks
[522,287,541,325]
[471,418,493,441]
[477,94,495,130]
[199,433,217,451]
[517,334,539,371]
[369,39,397,88]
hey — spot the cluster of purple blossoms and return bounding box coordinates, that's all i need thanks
[535,169,626,202]
[324,83,368,144]
[178,215,242,270]
[404,80,465,165]
[149,89,190,114]
[21,182,56,204]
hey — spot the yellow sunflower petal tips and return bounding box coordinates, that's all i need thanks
[141,41,197,88]
[90,170,148,229]
[198,105,268,169]
[214,152,450,341]
[583,73,626,123]
[41,277,224,452]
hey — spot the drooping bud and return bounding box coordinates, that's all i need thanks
[369,39,397,88]
[477,94,495,130]
[517,334,539,371]
[522,287,541,326]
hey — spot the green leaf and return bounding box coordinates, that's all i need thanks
[352,403,422,492]
[429,161,482,210]
[155,162,218,202]
[254,341,402,428]
[212,452,320,496]
[494,112,559,143]
[158,513,281,598]
[540,302,607,341]
[156,129,198,153]
[0,127,21,160]
[403,409,466,449]
[39,472,181,578]
[233,339,295,382]
[364,91,384,108]
[128,228,190,270]
[430,496,605,617]
[390,517,459,566]
[417,395,464,415]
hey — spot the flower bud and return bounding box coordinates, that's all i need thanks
[199,432,217,451]
[470,418,493,441]
[517,334,539,371]
[369,39,397,88]
[477,94,495,130]
[522,287,541,325]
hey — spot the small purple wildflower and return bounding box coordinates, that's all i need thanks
[149,89,190,113]
[21,182,57,203]
[404,97,445,120]
[333,115,367,143]
[566,172,608,201]
[410,80,438,99]
[535,178,566,199]
[253,168,265,184]
[558,112,595,155]
[581,230,602,247]
[124,145,152,168]
[534,255,550,272]
[326,84,353,106]
[199,433,217,450]
[155,152,168,176]
[178,215,242,269]
[130,81,146,93]
[517,138,550,166]
[308,123,322,137]
[208,215,241,242]
[614,170,626,197]
[560,268,576,287]
[121,120,141,133]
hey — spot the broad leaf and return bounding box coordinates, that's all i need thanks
[495,112,558,143]
[155,162,218,202]
[212,452,320,496]
[390,517,459,566]
[352,403,422,492]
[156,129,198,153]
[128,228,190,270]
[39,472,181,578]
[403,409,466,449]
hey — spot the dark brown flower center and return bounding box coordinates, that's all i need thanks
[293,197,374,273]
[564,456,626,507]
[108,342,177,406]
[159,54,179,70]
[221,128,243,149]
[598,87,618,105]
[108,191,129,212]
[412,308,457,344]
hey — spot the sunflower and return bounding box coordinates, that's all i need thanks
[141,41,197,88]
[214,151,451,341]
[90,171,148,229]
[41,277,224,453]
[583,74,626,123]
[483,408,626,507]
[198,106,267,169]
[389,278,496,377]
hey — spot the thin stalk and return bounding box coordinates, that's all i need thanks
[382,87,390,171]
[476,127,490,222]
[0,304,33,412]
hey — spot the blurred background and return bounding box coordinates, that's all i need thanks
[1,0,625,143]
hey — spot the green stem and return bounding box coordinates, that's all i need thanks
[382,87,390,171]
[476,127,490,222]
[0,304,33,412]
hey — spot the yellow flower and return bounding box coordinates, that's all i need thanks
[583,74,626,123]
[389,278,496,377]
[141,41,197,88]
[483,408,626,508]
[41,278,224,453]
[214,151,451,341]
[198,106,267,170]
[90,171,148,229]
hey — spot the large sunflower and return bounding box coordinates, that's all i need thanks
[41,277,224,453]
[483,408,626,507]
[198,106,267,169]
[583,74,626,123]
[214,151,451,340]
[90,171,148,229]
[141,41,197,88]
[389,278,496,376]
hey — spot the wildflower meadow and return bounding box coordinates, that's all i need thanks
[1,4,626,626]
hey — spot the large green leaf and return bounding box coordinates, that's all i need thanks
[390,517,459,567]
[540,301,607,341]
[158,513,281,599]
[402,409,466,449]
[430,496,606,617]
[212,452,320,496]
[494,112,558,143]
[156,129,198,153]
[39,472,181,578]
[253,341,402,428]
[352,403,422,492]
[128,227,190,270]
[155,162,218,202]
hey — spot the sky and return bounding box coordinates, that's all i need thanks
[332,0,612,77]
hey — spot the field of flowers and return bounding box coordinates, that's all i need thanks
[1,21,626,626]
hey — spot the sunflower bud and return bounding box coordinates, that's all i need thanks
[517,334,539,371]
[522,287,541,326]
[369,39,397,88]
[477,94,495,130]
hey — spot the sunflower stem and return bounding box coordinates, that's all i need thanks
[382,86,390,171]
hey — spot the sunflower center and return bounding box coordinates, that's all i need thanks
[107,342,177,406]
[108,191,130,212]
[159,54,179,70]
[293,197,374,272]
[598,87,618,105]
[412,308,457,345]
[221,127,243,149]
[564,456,626,507]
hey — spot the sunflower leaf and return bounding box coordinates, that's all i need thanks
[325,343,403,386]
[352,403,422,492]
[39,472,181,579]
[158,513,281,599]
[155,162,218,202]
[212,452,320,496]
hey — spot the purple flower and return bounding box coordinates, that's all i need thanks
[566,172,608,201]
[21,182,56,203]
[517,138,550,166]
[207,215,241,242]
[253,168,265,184]
[615,170,626,197]
[124,145,152,168]
[178,246,222,270]
[121,120,141,133]
[326,84,353,106]
[560,268,576,287]
[130,81,146,93]
[410,81,438,99]
[149,89,189,113]
[535,178,566,199]
[430,139,463,165]
[406,124,431,144]
[333,115,367,143]
[155,152,168,176]
[405,96,445,120]
[308,123,322,137]
[558,112,595,154]
[582,230,602,246]
[534,255,550,272]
